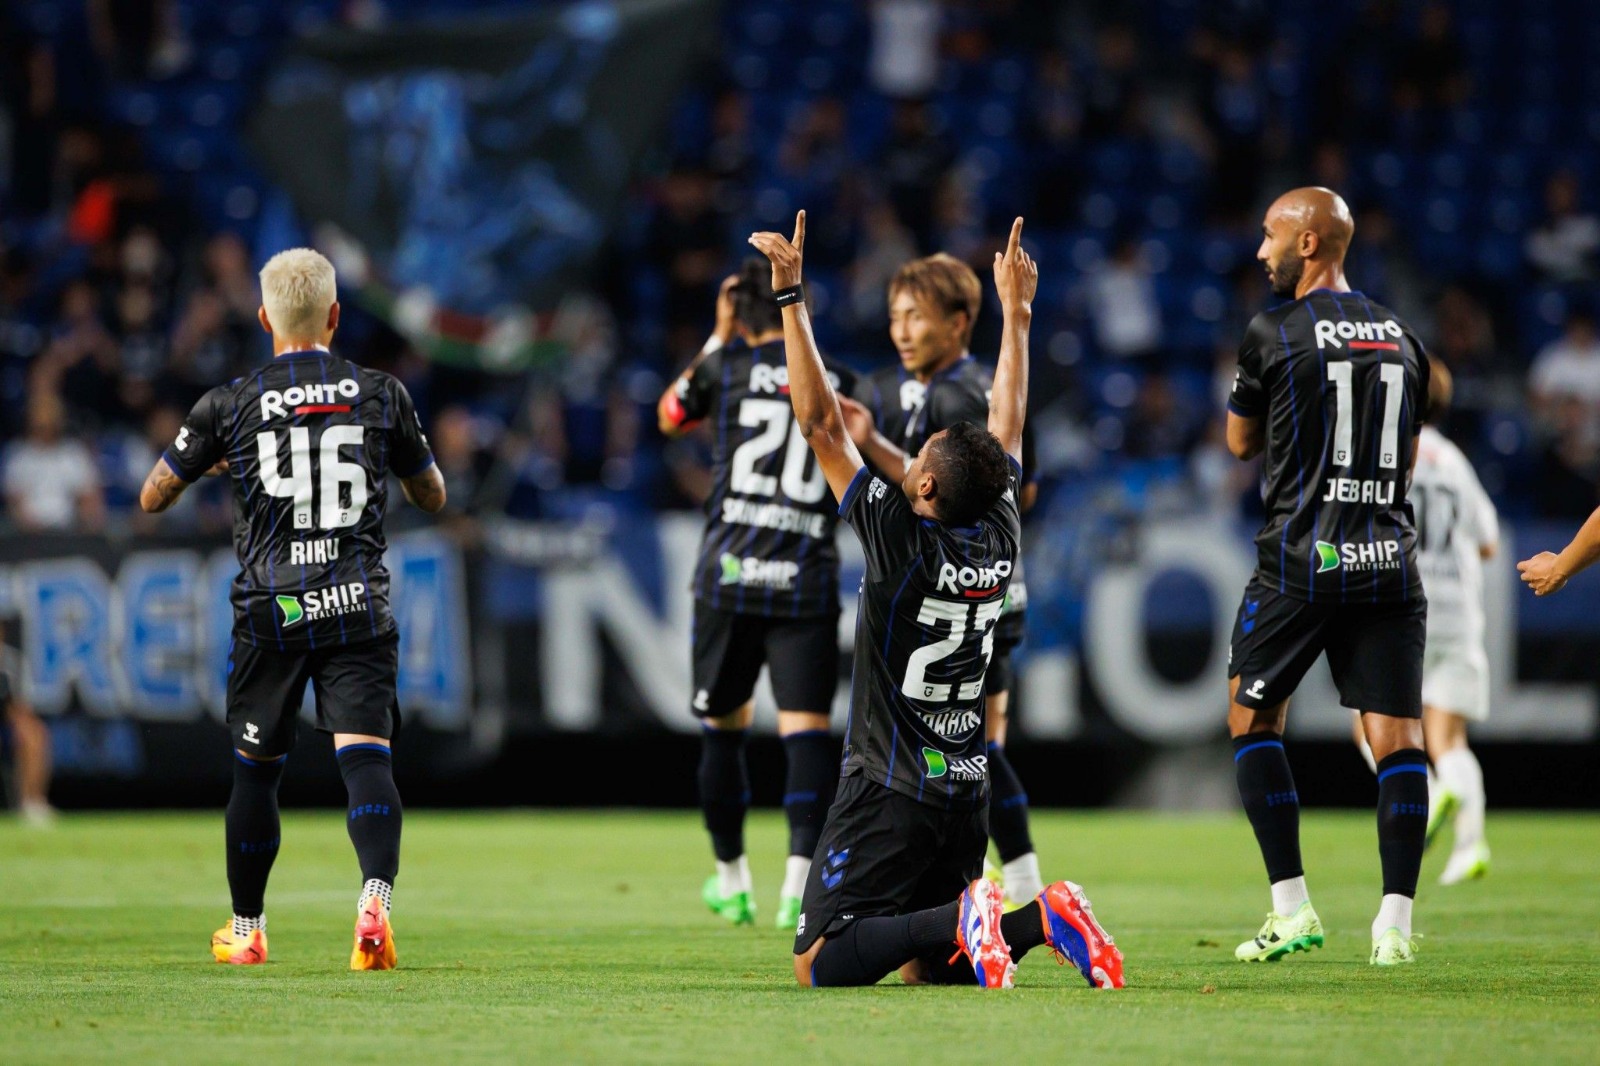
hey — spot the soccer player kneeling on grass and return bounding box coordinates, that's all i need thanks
[750,211,1124,989]
[140,248,446,969]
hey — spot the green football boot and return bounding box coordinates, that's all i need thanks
[775,895,803,931]
[1424,791,1459,851]
[702,875,755,926]
[1234,901,1325,962]
[1370,928,1419,966]
[1439,841,1490,885]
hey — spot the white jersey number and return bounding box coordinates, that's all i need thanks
[901,598,1005,704]
[729,399,828,504]
[1326,361,1405,469]
[256,426,368,530]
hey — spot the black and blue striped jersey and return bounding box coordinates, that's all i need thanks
[163,349,435,649]
[676,338,859,618]
[859,356,992,459]
[837,457,1022,810]
[858,356,1032,623]
[1228,289,1429,604]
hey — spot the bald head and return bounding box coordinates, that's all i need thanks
[1270,187,1353,255]
[1257,187,1355,298]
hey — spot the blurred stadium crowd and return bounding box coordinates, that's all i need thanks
[3,0,1600,535]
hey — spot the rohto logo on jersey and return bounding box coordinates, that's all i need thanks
[936,559,1012,598]
[1312,318,1403,351]
[259,378,361,420]
[1314,540,1402,574]
[275,581,368,626]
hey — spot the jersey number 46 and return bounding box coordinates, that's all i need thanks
[256,426,368,530]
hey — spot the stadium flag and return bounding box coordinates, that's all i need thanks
[248,0,718,371]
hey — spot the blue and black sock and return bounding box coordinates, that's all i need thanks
[781,730,837,859]
[1233,732,1304,884]
[1375,748,1429,898]
[809,902,960,987]
[986,741,1034,863]
[337,744,402,887]
[226,752,285,917]
[698,728,749,862]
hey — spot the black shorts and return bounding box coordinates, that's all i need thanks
[984,608,1026,698]
[227,632,400,757]
[793,770,988,967]
[1228,578,1425,718]
[691,601,838,718]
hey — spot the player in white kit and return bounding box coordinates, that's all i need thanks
[1354,358,1497,884]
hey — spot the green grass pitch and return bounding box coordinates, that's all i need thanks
[2,810,1597,1065]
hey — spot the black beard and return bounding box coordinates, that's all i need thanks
[1269,256,1304,297]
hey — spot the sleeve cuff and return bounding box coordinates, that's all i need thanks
[837,465,870,515]
[1226,399,1261,419]
[161,449,199,483]
[1006,455,1024,481]
[395,454,437,479]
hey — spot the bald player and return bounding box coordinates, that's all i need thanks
[1224,188,1432,967]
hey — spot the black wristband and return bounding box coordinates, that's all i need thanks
[773,283,805,307]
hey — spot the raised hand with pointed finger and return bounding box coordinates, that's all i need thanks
[748,211,806,291]
[992,216,1038,315]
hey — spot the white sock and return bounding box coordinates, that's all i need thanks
[1434,747,1485,848]
[360,878,392,912]
[1270,876,1310,918]
[1002,853,1044,903]
[232,913,265,936]
[717,856,751,898]
[780,855,810,900]
[1373,893,1413,939]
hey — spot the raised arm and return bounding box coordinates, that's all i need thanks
[748,211,864,500]
[658,274,738,438]
[987,217,1037,464]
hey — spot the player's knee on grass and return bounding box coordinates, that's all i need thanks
[794,938,824,986]
[900,954,974,986]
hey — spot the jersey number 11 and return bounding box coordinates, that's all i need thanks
[1327,361,1405,469]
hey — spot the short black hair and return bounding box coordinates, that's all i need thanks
[927,421,1011,526]
[732,257,783,335]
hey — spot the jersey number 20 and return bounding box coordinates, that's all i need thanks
[256,426,368,530]
[729,399,828,503]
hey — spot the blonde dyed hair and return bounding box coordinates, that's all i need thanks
[259,247,337,340]
[888,253,982,345]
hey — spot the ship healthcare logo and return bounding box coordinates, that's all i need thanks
[922,747,987,781]
[1314,540,1401,574]
[717,553,799,590]
[275,581,368,626]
